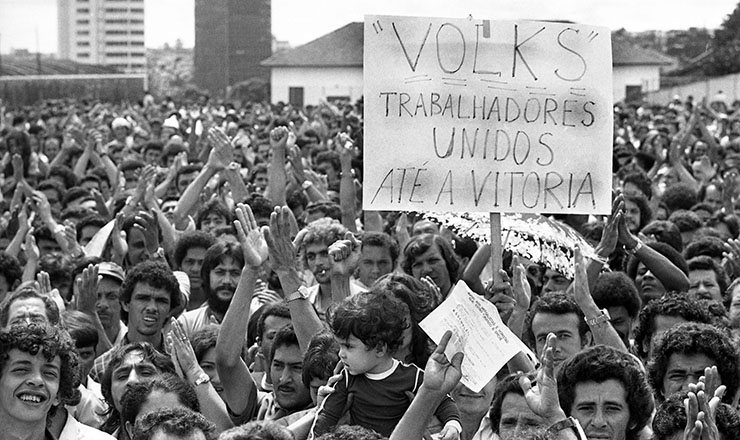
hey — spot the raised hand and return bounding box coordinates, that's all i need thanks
[168,318,203,380]
[234,203,268,268]
[328,232,361,277]
[132,211,160,255]
[304,169,328,196]
[511,256,532,312]
[61,220,84,257]
[597,192,622,257]
[75,264,100,315]
[485,270,516,323]
[110,212,128,261]
[263,206,300,274]
[421,330,463,395]
[23,228,40,262]
[207,127,234,170]
[519,333,567,423]
[572,246,599,317]
[269,126,289,149]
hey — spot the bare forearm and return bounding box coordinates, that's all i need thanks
[277,268,323,353]
[266,147,287,206]
[174,165,217,222]
[339,158,357,233]
[216,268,257,366]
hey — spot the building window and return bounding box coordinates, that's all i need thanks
[130,19,143,24]
[76,19,89,25]
[105,19,128,24]
[106,52,128,57]
[131,8,143,13]
[77,53,90,58]
[77,41,90,47]
[76,30,89,36]
[131,30,143,35]
[106,41,128,46]
[104,8,128,13]
[76,8,89,13]
[131,41,144,46]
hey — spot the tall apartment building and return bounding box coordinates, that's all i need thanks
[58,0,146,72]
[194,0,271,95]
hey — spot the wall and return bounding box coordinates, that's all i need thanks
[613,64,661,102]
[0,74,146,106]
[646,73,740,105]
[270,66,363,104]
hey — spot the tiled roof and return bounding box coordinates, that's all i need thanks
[0,57,122,76]
[612,38,674,66]
[261,22,672,68]
[261,22,363,67]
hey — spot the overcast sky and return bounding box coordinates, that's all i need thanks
[0,0,737,54]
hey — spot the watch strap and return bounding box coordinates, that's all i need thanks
[286,285,310,303]
[585,308,611,327]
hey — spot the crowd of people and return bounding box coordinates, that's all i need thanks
[0,90,739,440]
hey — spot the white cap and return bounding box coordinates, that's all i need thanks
[111,117,131,130]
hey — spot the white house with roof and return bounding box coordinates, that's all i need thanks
[262,22,673,106]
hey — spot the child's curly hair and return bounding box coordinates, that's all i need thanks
[327,288,410,353]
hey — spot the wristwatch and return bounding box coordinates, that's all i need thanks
[194,372,211,387]
[148,247,165,260]
[546,416,586,439]
[286,285,311,303]
[585,308,611,327]
[624,239,644,255]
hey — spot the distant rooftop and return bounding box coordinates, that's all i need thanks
[612,39,674,66]
[0,57,123,76]
[262,21,674,68]
[261,22,363,67]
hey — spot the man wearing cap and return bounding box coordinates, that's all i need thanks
[110,117,132,149]
[95,262,127,352]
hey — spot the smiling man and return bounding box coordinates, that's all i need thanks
[90,261,182,382]
[558,345,654,440]
[0,324,111,440]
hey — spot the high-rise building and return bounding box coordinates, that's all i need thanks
[194,0,271,95]
[57,0,146,73]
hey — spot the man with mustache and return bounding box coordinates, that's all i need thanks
[299,218,364,318]
[176,241,244,338]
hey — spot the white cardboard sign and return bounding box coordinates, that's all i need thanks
[363,15,613,214]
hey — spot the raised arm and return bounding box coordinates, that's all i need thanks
[329,232,361,303]
[265,126,289,207]
[214,203,266,419]
[173,127,232,223]
[264,206,324,353]
[618,214,689,292]
[336,133,358,233]
[572,247,627,352]
[170,319,233,433]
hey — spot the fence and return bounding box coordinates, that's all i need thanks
[0,74,147,107]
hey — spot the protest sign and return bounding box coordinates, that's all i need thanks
[419,280,532,393]
[363,15,613,214]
